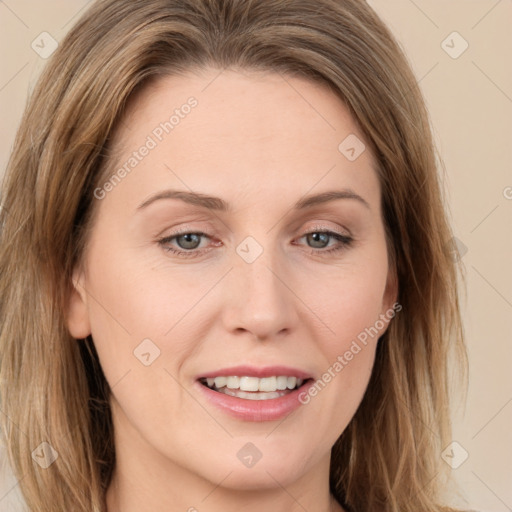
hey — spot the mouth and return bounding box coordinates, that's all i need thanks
[195,365,315,421]
[199,375,312,401]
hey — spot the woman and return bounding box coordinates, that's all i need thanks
[0,0,467,511]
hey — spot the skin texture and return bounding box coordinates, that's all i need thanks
[67,68,397,512]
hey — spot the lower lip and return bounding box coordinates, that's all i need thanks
[195,380,313,422]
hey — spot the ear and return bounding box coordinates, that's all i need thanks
[382,264,399,313]
[66,268,91,339]
[379,265,400,336]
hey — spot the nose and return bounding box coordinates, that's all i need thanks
[221,244,299,341]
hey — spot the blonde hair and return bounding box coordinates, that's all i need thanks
[0,0,467,511]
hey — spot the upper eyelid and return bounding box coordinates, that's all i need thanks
[160,221,351,237]
[304,223,351,237]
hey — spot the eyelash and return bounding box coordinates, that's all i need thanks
[158,228,353,259]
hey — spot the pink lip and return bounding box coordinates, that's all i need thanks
[194,365,314,422]
[195,381,314,422]
[196,365,313,380]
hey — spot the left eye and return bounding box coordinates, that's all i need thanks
[167,232,206,250]
[158,231,214,258]
[158,230,353,258]
[298,231,349,250]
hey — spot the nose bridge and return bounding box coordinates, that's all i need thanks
[223,235,298,339]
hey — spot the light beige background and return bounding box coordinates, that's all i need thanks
[0,1,511,511]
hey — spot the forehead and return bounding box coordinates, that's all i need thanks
[119,68,365,148]
[102,68,380,212]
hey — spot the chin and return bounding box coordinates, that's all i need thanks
[201,443,316,490]
[205,463,308,491]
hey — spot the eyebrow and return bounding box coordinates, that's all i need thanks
[137,188,370,211]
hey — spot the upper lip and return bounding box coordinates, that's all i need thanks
[197,365,313,380]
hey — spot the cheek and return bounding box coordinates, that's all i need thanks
[305,255,389,353]
[297,249,389,416]
[86,243,215,337]
[82,240,224,423]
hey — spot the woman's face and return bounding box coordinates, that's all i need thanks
[67,68,397,493]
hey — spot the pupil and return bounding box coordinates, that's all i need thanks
[309,232,328,248]
[178,233,200,249]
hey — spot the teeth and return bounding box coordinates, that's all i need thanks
[276,376,288,390]
[222,388,288,400]
[214,376,227,388]
[203,375,306,393]
[259,376,276,392]
[226,376,240,389]
[239,376,260,391]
